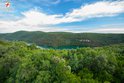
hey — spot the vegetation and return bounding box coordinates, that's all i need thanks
[0,40,124,83]
[0,31,124,48]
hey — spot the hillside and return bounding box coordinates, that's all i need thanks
[0,40,124,83]
[0,31,124,48]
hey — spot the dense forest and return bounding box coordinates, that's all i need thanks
[0,40,124,83]
[0,31,124,48]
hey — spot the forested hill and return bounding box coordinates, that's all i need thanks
[0,40,124,83]
[0,31,124,48]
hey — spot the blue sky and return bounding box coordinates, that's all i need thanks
[0,0,124,33]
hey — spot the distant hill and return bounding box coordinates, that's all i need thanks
[0,31,124,48]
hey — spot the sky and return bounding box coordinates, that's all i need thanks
[0,0,124,33]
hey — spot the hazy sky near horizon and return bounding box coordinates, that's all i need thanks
[0,0,124,33]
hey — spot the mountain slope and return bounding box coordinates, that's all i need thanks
[0,31,124,48]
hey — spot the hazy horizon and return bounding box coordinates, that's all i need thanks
[0,30,124,34]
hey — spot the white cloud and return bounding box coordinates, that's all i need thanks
[18,0,124,25]
[59,25,124,33]
[0,20,68,33]
[0,1,124,33]
[65,1,124,21]
[88,28,124,33]
[18,10,64,25]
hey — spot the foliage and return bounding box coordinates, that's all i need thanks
[0,40,124,83]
